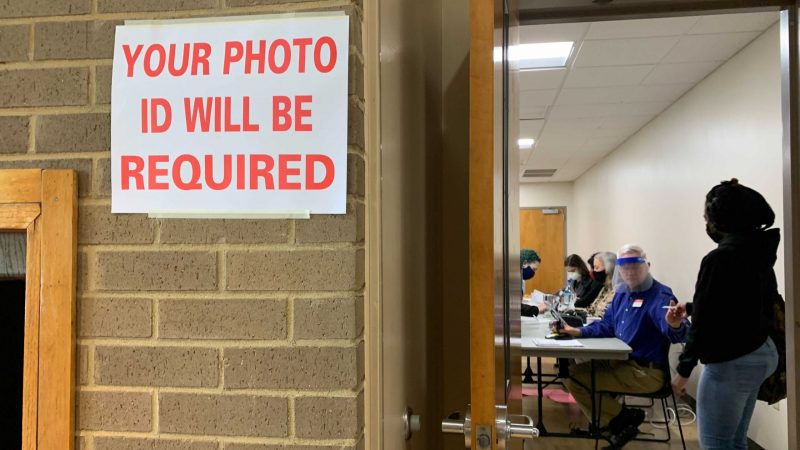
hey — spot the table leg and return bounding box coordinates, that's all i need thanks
[590,359,597,435]
[536,356,547,434]
[523,356,535,384]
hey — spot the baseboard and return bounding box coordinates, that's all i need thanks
[680,395,766,450]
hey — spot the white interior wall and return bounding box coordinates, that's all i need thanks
[568,23,786,448]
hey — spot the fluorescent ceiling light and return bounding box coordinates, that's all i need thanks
[494,42,574,69]
[518,138,535,149]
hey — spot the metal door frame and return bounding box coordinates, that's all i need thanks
[517,2,800,448]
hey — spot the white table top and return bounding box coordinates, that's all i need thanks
[519,315,632,360]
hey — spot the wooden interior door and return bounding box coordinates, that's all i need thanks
[520,208,566,295]
[0,169,78,450]
[468,0,523,448]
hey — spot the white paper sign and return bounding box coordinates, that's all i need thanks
[111,15,349,215]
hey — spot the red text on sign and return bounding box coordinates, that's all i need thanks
[123,43,211,77]
[222,37,337,75]
[120,153,335,191]
[184,96,260,133]
[273,96,312,132]
[141,98,172,133]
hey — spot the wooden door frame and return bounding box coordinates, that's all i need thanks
[469,0,501,446]
[0,169,78,450]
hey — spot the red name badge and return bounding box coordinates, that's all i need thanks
[632,299,644,308]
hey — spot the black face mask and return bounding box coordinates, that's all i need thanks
[706,222,725,243]
[522,267,535,280]
[593,270,606,283]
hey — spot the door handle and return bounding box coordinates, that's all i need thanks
[442,407,472,448]
[442,406,538,449]
[505,413,540,440]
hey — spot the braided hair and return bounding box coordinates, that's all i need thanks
[705,178,775,233]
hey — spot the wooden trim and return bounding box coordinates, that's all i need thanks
[364,0,382,446]
[37,170,77,450]
[0,169,42,204]
[470,0,498,447]
[22,216,41,450]
[0,203,41,230]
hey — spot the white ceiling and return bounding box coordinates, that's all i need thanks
[518,12,778,183]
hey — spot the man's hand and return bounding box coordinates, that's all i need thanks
[672,375,689,397]
[550,321,581,337]
[665,299,687,329]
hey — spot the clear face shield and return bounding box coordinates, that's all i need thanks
[612,255,651,292]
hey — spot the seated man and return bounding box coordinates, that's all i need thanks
[555,244,688,449]
[520,249,541,317]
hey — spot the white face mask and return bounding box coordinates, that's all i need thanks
[566,272,579,281]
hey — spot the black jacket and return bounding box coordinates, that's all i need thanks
[676,229,780,378]
[575,278,604,308]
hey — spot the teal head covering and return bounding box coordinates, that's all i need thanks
[520,249,540,267]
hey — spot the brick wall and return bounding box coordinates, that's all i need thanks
[0,1,365,449]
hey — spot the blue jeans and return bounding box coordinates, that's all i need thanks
[697,337,779,450]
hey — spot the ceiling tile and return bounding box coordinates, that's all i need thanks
[661,32,760,63]
[519,149,533,165]
[564,65,653,88]
[574,36,679,67]
[535,132,587,148]
[519,119,545,138]
[587,135,627,148]
[549,102,667,119]
[548,104,610,119]
[576,144,617,157]
[525,152,571,169]
[625,83,694,103]
[642,61,720,85]
[590,125,642,138]
[544,117,604,133]
[612,101,671,117]
[688,12,778,35]
[519,22,589,44]
[520,104,548,120]
[516,12,776,182]
[520,89,558,106]
[585,17,698,39]
[541,158,597,181]
[556,87,629,105]
[519,68,566,90]
[600,116,653,129]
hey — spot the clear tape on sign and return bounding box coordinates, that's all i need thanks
[147,210,310,219]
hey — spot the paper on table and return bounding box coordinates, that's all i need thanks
[532,289,546,304]
[531,338,584,347]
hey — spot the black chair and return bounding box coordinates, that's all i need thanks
[596,368,687,450]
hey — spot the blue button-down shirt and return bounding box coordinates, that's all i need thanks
[579,278,689,364]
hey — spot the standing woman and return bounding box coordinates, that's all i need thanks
[672,179,780,450]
